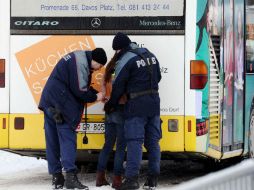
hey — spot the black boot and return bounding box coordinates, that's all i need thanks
[119,176,139,190]
[52,173,65,189]
[65,172,89,190]
[143,175,158,190]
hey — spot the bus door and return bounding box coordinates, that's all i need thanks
[208,0,244,153]
[222,0,244,152]
[245,0,254,155]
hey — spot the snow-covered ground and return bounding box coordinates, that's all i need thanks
[3,149,251,190]
[0,150,173,190]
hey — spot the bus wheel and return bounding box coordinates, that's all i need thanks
[249,107,254,158]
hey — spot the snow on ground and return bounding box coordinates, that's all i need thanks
[0,150,47,175]
[4,149,250,190]
[0,150,172,190]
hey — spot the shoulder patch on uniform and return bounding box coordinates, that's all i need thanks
[73,51,90,91]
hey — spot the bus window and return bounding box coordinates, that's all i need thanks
[233,0,244,146]
[0,59,5,88]
[208,0,223,69]
[246,2,254,74]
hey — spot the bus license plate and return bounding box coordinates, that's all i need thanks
[76,122,105,134]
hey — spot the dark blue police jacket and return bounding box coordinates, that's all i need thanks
[108,43,162,118]
[38,50,97,129]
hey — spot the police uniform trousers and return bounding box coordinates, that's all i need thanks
[44,109,77,174]
[124,115,161,177]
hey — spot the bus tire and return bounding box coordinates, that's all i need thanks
[249,101,254,158]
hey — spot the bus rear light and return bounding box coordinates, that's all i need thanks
[0,59,5,88]
[190,60,208,89]
[14,117,24,130]
[168,119,178,132]
[190,76,208,89]
[196,120,208,136]
[2,118,6,129]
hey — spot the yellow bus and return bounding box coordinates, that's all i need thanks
[0,0,254,162]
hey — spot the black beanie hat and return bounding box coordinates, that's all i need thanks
[112,32,131,50]
[92,48,107,65]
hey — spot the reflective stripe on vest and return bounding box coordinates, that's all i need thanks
[73,51,90,91]
[113,52,136,84]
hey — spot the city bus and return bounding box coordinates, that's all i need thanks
[0,0,254,162]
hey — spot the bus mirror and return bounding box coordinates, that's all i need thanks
[190,60,208,89]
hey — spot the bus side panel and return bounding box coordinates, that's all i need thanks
[9,36,107,150]
[10,35,186,152]
[160,116,184,151]
[185,0,197,116]
[184,116,196,151]
[9,114,45,149]
[184,0,199,152]
[0,114,9,148]
[0,0,10,113]
[0,0,10,149]
[184,0,210,153]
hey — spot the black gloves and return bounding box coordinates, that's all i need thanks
[104,101,115,114]
[47,107,64,124]
[82,87,98,103]
[89,86,98,94]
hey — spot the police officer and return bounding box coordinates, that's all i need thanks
[38,48,107,189]
[104,33,162,190]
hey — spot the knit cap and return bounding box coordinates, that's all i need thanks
[112,32,131,50]
[92,48,107,65]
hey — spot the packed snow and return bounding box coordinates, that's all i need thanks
[2,150,251,190]
[0,150,173,190]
